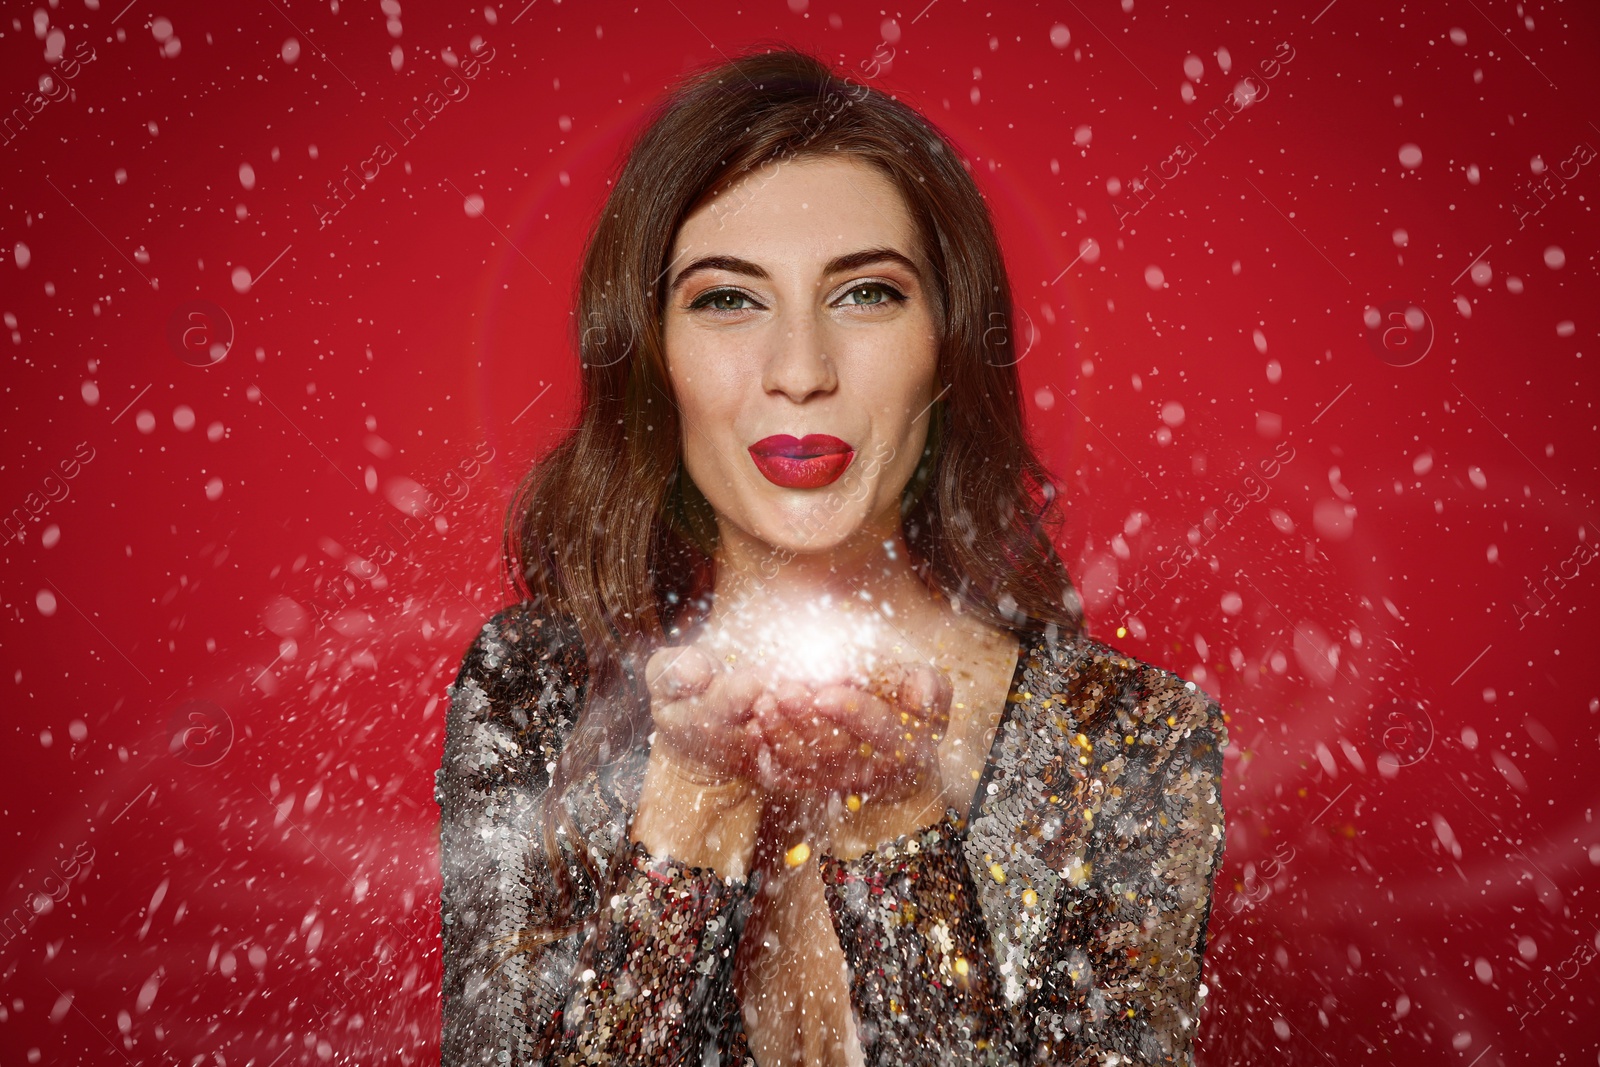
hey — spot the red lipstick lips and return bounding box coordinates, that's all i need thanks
[748,434,856,489]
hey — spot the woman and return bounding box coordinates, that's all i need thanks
[437,46,1228,1067]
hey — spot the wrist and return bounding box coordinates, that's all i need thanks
[761,783,945,865]
[752,790,831,872]
[652,744,746,789]
[630,748,759,881]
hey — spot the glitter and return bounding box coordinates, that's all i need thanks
[439,602,1229,1063]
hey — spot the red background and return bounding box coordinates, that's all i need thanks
[3,0,1598,1063]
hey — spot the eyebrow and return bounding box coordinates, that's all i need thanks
[666,247,922,297]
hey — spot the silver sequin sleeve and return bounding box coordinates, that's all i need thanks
[437,605,589,1064]
[1018,648,1229,1065]
[437,604,758,1066]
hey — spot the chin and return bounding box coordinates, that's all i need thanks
[751,496,891,553]
[748,516,857,555]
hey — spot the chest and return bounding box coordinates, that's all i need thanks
[938,633,1025,803]
[820,631,1024,861]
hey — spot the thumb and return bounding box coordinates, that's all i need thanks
[646,644,714,704]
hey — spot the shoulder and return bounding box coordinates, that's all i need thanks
[963,628,1229,1008]
[440,602,590,793]
[449,601,589,711]
[1022,626,1229,760]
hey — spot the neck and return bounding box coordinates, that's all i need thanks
[698,515,946,652]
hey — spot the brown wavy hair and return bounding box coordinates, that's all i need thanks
[493,42,1085,960]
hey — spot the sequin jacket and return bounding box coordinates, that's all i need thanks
[436,602,1228,1066]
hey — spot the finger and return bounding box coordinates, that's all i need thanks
[763,709,855,773]
[808,684,945,797]
[707,667,766,727]
[756,683,840,740]
[804,683,908,752]
[874,661,948,717]
[902,663,954,733]
[729,681,832,790]
[646,651,768,780]
[646,644,715,706]
[861,662,952,741]
[756,707,859,789]
[768,677,816,715]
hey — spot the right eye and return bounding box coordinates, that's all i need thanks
[688,288,762,315]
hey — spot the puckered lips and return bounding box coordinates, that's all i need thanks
[748,434,856,489]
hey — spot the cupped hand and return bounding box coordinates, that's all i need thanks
[644,642,769,786]
[637,643,780,879]
[645,645,953,801]
[752,659,954,803]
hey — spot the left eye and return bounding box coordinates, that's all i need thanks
[691,290,760,312]
[838,283,904,307]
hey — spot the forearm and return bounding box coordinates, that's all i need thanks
[438,663,581,1062]
[556,839,757,1062]
[630,747,760,881]
[1023,687,1228,1064]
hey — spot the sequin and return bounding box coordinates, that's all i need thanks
[438,603,1228,1065]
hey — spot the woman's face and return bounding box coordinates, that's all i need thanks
[661,155,941,558]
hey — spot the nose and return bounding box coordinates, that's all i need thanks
[762,307,837,403]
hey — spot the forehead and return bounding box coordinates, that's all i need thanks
[671,155,917,261]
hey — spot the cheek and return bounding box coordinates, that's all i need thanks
[842,337,937,436]
[663,321,711,404]
[664,333,746,485]
[666,350,732,431]
[665,325,756,421]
